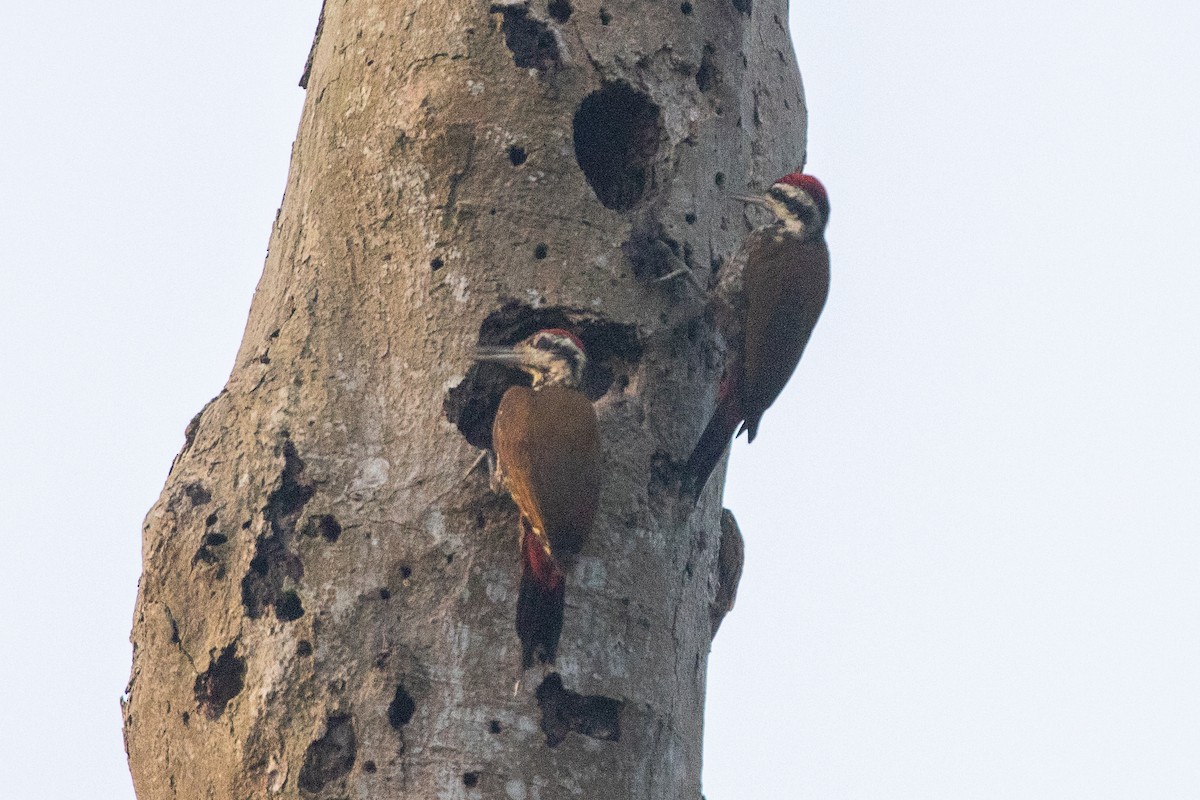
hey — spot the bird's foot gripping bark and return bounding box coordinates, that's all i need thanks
[516,518,566,670]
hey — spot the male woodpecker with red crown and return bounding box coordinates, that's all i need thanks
[683,171,831,501]
[474,329,600,669]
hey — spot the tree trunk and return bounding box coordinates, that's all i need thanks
[123,0,805,796]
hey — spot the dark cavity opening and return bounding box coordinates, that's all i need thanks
[533,243,548,260]
[680,1,693,14]
[573,83,662,211]
[242,437,310,619]
[388,683,416,729]
[463,772,480,787]
[490,5,562,70]
[443,302,642,449]
[599,7,611,24]
[276,590,305,622]
[184,482,211,507]
[732,0,752,14]
[304,514,341,542]
[548,0,572,22]
[507,145,527,166]
[194,643,246,720]
[430,257,444,271]
[535,673,622,747]
[696,45,719,93]
[298,714,356,793]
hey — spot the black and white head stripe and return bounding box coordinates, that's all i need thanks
[531,330,586,365]
[767,182,823,229]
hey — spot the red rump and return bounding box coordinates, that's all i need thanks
[522,530,564,591]
[540,328,586,353]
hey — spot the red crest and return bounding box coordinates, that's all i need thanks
[775,171,829,222]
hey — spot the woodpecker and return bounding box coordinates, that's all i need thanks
[683,171,830,500]
[475,329,601,668]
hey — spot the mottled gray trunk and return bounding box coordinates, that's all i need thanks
[123,0,805,796]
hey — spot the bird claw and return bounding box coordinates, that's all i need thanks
[462,450,488,481]
[653,267,704,290]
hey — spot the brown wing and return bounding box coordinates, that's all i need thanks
[492,386,600,559]
[739,233,830,429]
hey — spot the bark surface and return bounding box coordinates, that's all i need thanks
[123,0,806,797]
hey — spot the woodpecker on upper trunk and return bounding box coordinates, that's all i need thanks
[474,329,601,668]
[683,171,831,501]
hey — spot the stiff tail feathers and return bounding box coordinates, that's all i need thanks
[516,519,566,669]
[683,398,744,503]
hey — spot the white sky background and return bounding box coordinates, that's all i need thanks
[1,1,1197,797]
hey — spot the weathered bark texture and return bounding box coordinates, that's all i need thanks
[123,0,806,796]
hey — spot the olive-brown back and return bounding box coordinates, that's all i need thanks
[492,385,600,558]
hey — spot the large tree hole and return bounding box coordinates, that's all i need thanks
[491,5,562,70]
[298,714,356,793]
[443,302,642,449]
[573,83,662,211]
[194,643,246,720]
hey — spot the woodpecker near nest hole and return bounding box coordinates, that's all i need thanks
[474,329,600,668]
[683,171,831,501]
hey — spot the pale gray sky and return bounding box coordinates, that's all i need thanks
[2,2,1197,798]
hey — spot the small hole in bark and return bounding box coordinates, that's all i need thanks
[242,520,252,529]
[205,512,218,527]
[364,760,377,773]
[573,83,662,211]
[297,640,313,657]
[463,772,480,787]
[446,553,455,565]
[379,588,391,600]
[276,590,305,622]
[491,5,562,70]
[181,711,190,725]
[732,0,751,14]
[548,0,572,22]
[298,714,356,793]
[430,257,444,270]
[714,172,726,187]
[685,212,697,225]
[203,533,228,547]
[476,512,487,529]
[599,7,611,24]
[507,145,527,165]
[184,482,212,507]
[388,684,416,728]
[533,243,548,260]
[489,719,503,733]
[680,1,693,14]
[194,643,245,720]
